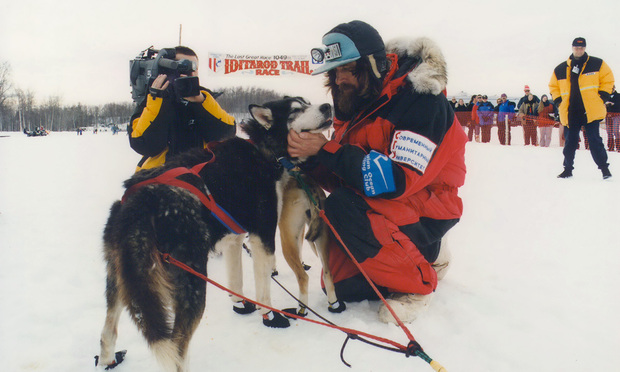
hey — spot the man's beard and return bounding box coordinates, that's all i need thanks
[333,83,377,120]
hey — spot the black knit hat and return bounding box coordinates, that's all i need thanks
[329,21,385,57]
[311,20,387,77]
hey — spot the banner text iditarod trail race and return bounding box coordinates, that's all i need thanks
[208,53,319,76]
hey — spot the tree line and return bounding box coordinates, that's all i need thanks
[0,61,135,132]
[214,86,283,119]
[0,61,283,132]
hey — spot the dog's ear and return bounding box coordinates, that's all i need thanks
[249,104,273,129]
[296,96,310,105]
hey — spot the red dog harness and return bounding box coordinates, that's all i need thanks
[121,161,247,234]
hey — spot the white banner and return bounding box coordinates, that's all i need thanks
[207,53,313,76]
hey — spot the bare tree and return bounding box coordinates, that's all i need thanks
[216,87,283,120]
[101,102,134,125]
[0,61,14,131]
[41,96,62,131]
[16,89,36,131]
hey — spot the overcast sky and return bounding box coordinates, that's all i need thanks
[2,0,619,106]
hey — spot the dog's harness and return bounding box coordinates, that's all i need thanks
[121,161,246,235]
[277,157,319,207]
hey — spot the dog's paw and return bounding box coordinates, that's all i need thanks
[262,311,290,328]
[233,300,257,315]
[328,300,346,313]
[94,350,127,370]
[282,306,308,318]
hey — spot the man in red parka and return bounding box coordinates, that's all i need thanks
[288,20,467,323]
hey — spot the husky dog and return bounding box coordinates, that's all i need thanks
[245,98,346,317]
[97,97,337,372]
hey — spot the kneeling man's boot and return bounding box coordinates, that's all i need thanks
[432,238,452,281]
[378,292,433,324]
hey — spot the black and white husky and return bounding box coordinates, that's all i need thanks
[97,97,338,372]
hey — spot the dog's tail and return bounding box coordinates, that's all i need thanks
[151,340,185,372]
[117,213,183,370]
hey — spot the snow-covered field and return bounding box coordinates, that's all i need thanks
[0,128,618,372]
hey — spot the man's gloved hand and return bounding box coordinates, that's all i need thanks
[599,91,611,102]
[149,74,170,98]
[149,86,168,98]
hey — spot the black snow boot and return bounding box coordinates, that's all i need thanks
[602,168,612,180]
[557,168,573,178]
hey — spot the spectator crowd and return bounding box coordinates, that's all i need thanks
[449,84,620,151]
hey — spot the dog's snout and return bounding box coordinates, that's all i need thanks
[319,103,332,115]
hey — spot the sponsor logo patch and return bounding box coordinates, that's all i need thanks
[362,150,395,196]
[325,43,342,61]
[389,130,437,173]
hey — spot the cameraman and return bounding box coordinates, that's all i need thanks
[128,46,236,171]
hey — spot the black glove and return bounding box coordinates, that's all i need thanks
[599,91,611,102]
[149,86,169,98]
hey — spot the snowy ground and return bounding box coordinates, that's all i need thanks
[0,128,619,372]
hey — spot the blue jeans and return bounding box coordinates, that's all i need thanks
[563,120,608,170]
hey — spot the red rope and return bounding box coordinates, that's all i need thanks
[318,210,418,343]
[160,252,409,353]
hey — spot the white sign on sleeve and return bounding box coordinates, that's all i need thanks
[389,130,437,173]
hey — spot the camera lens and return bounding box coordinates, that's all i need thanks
[174,76,200,98]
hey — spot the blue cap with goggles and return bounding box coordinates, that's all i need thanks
[310,20,387,77]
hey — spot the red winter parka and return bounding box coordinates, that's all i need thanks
[310,38,467,295]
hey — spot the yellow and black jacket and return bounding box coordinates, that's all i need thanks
[129,88,236,171]
[549,53,614,126]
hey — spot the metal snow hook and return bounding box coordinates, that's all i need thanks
[271,272,448,371]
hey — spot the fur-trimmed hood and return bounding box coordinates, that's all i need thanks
[385,37,447,96]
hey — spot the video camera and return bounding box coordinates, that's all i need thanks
[129,47,200,103]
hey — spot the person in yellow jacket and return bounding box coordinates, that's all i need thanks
[549,37,614,179]
[129,46,236,171]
